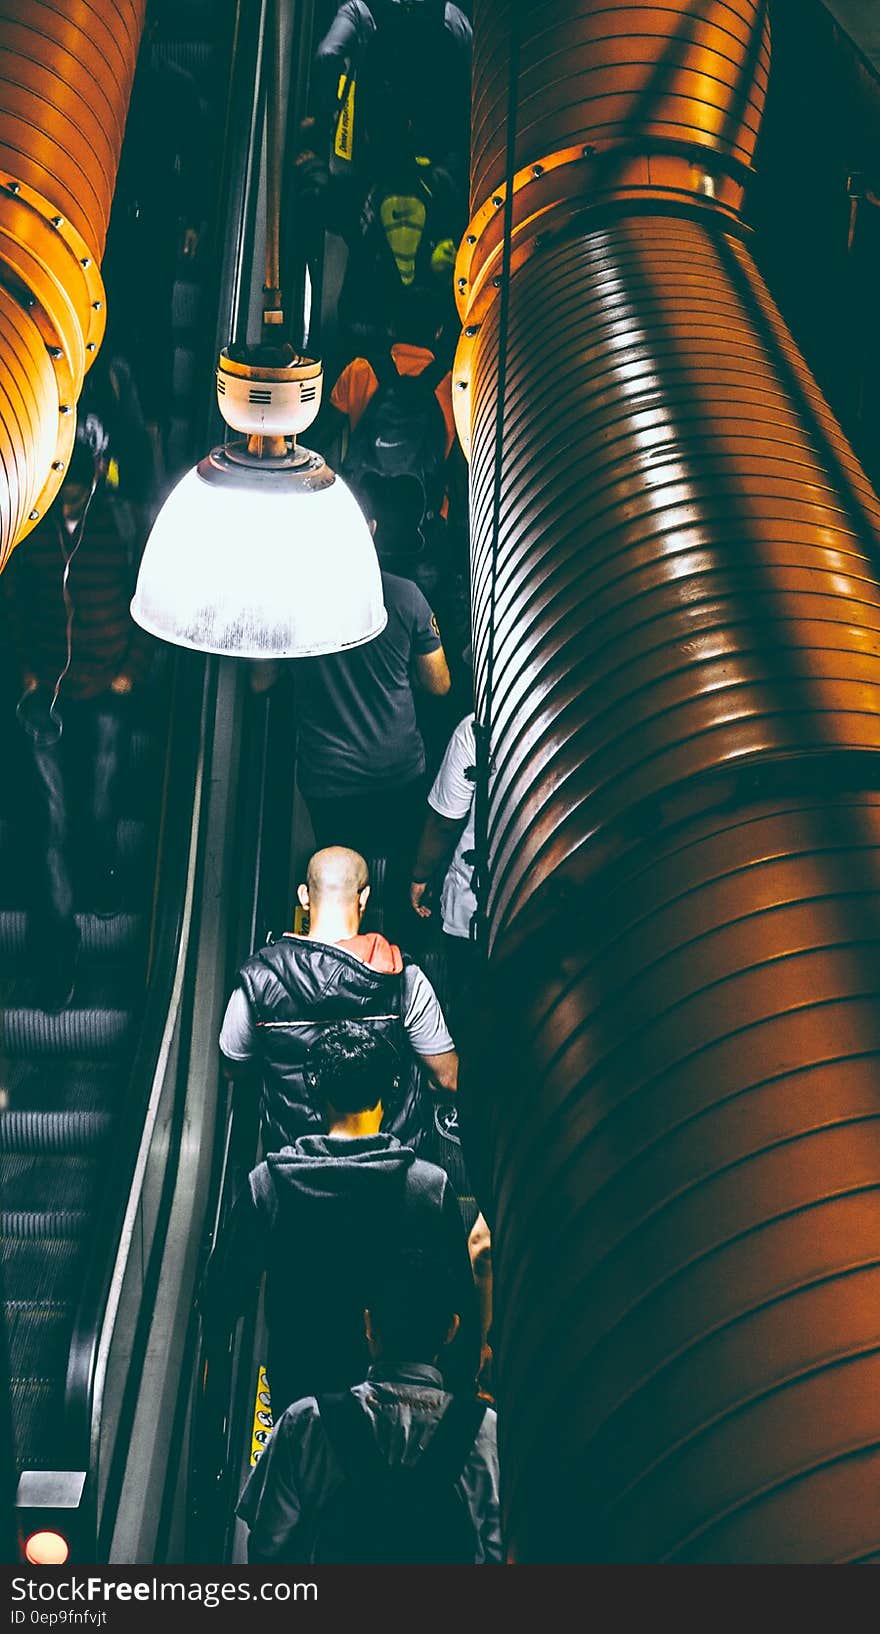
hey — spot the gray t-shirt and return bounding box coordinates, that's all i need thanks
[295,570,441,799]
[220,959,454,1062]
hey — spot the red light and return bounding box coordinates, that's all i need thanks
[24,1530,70,1565]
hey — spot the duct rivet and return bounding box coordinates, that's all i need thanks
[59,404,71,415]
[86,342,96,352]
[466,233,476,245]
[24,294,36,308]
[52,461,64,471]
[80,257,91,269]
[456,380,468,391]
[51,215,63,228]
[458,276,467,289]
[532,164,544,177]
[28,510,39,521]
[492,274,504,287]
[92,300,102,311]
[6,180,20,194]
[492,195,503,207]
[582,145,595,158]
[465,324,480,337]
[46,345,63,360]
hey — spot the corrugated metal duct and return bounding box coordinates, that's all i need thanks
[458,0,880,1562]
[0,0,146,573]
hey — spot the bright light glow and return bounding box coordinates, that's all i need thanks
[131,460,387,658]
[24,1530,70,1565]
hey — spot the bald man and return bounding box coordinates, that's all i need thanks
[220,847,458,1153]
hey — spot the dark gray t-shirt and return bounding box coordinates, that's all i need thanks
[296,571,441,798]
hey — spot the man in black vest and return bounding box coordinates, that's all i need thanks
[203,1023,478,1417]
[219,846,457,1154]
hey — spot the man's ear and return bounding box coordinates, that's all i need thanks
[358,884,371,913]
[444,1313,461,1347]
[297,882,309,912]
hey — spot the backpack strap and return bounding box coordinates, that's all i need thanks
[419,354,449,394]
[413,1394,488,1486]
[317,1391,386,1480]
[369,348,400,392]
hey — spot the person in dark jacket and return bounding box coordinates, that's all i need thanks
[202,1024,479,1418]
[237,1253,501,1564]
[1,419,152,1007]
[219,846,458,1153]
[308,0,471,184]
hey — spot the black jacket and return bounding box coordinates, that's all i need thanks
[236,935,422,1153]
[202,1134,479,1416]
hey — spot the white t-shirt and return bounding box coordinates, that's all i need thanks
[427,715,477,940]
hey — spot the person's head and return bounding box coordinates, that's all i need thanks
[304,1021,402,1126]
[356,473,426,567]
[298,847,370,931]
[364,1254,460,1365]
[390,288,445,353]
[59,414,109,516]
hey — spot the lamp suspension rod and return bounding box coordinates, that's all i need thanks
[263,0,285,336]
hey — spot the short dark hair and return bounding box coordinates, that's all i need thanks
[367,1253,458,1362]
[305,1022,401,1116]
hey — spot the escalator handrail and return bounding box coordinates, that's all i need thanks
[63,653,207,1475]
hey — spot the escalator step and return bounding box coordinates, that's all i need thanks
[9,1376,65,1470]
[0,1211,88,1238]
[1,1237,86,1301]
[1,1005,133,1057]
[5,1301,74,1380]
[0,1155,102,1215]
[1,1059,125,1114]
[0,1111,114,1153]
[0,818,148,866]
[0,911,144,962]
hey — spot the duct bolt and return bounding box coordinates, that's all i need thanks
[458,276,467,288]
[51,216,63,228]
[466,234,476,244]
[532,164,544,177]
[80,257,91,269]
[47,346,63,359]
[92,300,102,311]
[52,461,64,471]
[582,145,595,157]
[456,380,467,390]
[87,343,96,352]
[492,274,504,287]
[28,510,39,521]
[465,325,480,336]
[59,404,71,415]
[6,181,19,194]
[492,195,503,207]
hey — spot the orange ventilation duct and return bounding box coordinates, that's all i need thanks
[460,0,880,1562]
[0,0,146,573]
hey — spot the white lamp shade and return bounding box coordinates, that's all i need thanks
[130,460,387,658]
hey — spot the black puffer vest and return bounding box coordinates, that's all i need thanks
[237,935,424,1153]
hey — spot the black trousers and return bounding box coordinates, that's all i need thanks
[21,692,131,965]
[305,776,428,944]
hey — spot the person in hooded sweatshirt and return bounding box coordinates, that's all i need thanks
[201,1022,479,1418]
[219,845,457,1155]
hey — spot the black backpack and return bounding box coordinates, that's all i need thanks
[341,350,448,526]
[313,1391,487,1564]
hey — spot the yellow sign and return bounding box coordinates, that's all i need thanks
[250,1365,273,1466]
[334,73,356,162]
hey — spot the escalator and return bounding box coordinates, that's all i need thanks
[0,0,252,1561]
[0,683,164,1478]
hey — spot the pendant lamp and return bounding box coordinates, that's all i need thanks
[130,4,385,658]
